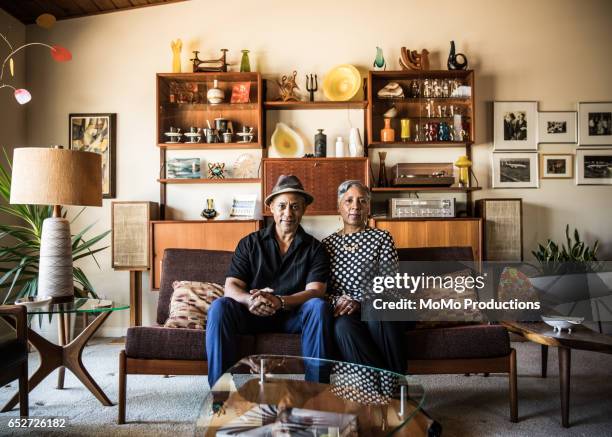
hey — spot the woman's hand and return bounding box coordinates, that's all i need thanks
[333,295,360,317]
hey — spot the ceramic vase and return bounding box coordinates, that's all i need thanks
[335,137,347,158]
[400,119,411,141]
[314,129,327,158]
[348,127,364,157]
[377,151,388,187]
[240,50,251,72]
[381,118,395,142]
[207,80,224,104]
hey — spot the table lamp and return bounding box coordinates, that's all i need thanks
[9,146,102,301]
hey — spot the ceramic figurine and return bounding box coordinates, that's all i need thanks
[423,79,431,98]
[171,39,182,73]
[428,123,438,141]
[191,49,230,72]
[207,79,224,104]
[200,198,218,219]
[447,40,468,70]
[373,46,386,70]
[306,74,318,102]
[207,162,225,179]
[314,129,327,157]
[277,70,300,102]
[377,82,404,98]
[410,80,420,98]
[399,47,430,70]
[414,123,421,141]
[383,106,398,118]
[240,49,251,72]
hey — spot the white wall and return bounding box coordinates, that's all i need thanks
[18,0,612,335]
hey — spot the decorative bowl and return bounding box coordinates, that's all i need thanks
[322,64,361,102]
[541,315,584,333]
[15,296,52,308]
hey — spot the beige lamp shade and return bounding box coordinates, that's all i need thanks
[10,147,102,207]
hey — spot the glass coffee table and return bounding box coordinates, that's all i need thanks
[196,355,438,436]
[1,298,129,413]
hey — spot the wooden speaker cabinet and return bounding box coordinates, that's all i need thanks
[112,202,159,270]
[475,198,523,261]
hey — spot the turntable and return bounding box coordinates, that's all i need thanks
[391,163,455,187]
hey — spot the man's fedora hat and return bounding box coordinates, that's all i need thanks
[264,174,314,206]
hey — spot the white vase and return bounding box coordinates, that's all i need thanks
[348,127,364,157]
[335,137,346,158]
[207,79,224,104]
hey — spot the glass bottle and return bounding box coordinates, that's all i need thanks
[400,119,411,142]
[240,50,251,72]
[377,151,388,187]
[381,118,395,142]
[314,129,327,157]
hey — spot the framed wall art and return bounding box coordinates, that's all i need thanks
[575,149,612,185]
[540,154,573,179]
[492,152,539,188]
[578,102,612,146]
[69,113,117,198]
[494,101,538,151]
[538,111,577,144]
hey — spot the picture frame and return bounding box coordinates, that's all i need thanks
[538,111,577,144]
[540,154,573,179]
[575,148,612,185]
[69,113,116,198]
[578,102,612,146]
[492,152,539,188]
[494,101,538,151]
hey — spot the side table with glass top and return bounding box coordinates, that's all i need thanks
[196,354,440,437]
[1,298,129,412]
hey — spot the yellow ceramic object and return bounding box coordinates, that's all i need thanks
[270,123,304,158]
[322,64,361,101]
[455,155,472,187]
[171,39,182,73]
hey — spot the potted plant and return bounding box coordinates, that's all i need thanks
[0,148,109,331]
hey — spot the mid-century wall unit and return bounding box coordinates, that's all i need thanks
[150,69,483,291]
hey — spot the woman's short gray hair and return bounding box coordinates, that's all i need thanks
[337,180,371,204]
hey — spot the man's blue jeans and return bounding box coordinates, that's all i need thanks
[206,296,333,387]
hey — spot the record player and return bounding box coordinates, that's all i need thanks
[391,163,455,187]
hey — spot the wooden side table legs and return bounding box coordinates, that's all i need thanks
[541,345,548,378]
[559,347,571,427]
[1,311,113,412]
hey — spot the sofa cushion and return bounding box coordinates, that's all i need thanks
[164,281,224,330]
[405,324,510,360]
[157,249,234,325]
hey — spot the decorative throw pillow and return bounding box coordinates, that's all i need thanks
[164,281,224,329]
[412,269,486,326]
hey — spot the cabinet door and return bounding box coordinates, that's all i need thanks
[151,221,261,289]
[263,158,369,215]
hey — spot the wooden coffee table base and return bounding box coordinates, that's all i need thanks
[1,311,113,413]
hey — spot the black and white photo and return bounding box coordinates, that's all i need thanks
[494,101,538,150]
[576,149,612,185]
[492,152,539,188]
[578,102,612,146]
[541,154,573,179]
[538,111,577,144]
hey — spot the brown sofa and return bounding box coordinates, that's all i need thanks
[118,248,517,424]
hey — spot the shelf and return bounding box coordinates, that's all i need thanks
[376,98,471,104]
[264,101,367,110]
[368,141,473,148]
[161,102,258,110]
[371,186,482,193]
[158,178,261,184]
[158,142,263,150]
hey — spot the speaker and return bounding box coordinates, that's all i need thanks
[476,198,523,261]
[112,202,158,270]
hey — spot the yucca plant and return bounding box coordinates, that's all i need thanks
[0,147,110,304]
[532,224,600,275]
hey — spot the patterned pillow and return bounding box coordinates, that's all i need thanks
[164,281,224,329]
[412,269,485,324]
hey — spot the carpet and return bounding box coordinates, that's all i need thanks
[1,339,611,436]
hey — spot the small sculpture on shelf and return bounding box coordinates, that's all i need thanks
[399,47,430,70]
[373,46,386,70]
[306,74,318,102]
[207,80,224,104]
[377,82,404,98]
[171,39,182,73]
[277,71,300,102]
[200,198,218,220]
[377,151,388,187]
[191,49,230,72]
[208,162,225,179]
[447,40,468,70]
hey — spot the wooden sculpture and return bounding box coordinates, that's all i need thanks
[191,49,231,72]
[277,70,300,102]
[399,48,430,71]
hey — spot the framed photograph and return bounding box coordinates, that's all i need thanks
[492,152,539,188]
[578,102,612,146]
[576,149,612,185]
[69,113,116,198]
[540,154,573,179]
[494,101,538,150]
[538,111,577,144]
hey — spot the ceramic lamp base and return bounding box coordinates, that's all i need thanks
[38,217,74,299]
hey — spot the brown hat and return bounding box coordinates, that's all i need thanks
[264,174,314,206]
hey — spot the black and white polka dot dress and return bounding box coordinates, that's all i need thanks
[322,227,398,304]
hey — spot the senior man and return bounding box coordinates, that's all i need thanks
[206,175,333,386]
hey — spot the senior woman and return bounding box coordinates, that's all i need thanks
[322,180,407,373]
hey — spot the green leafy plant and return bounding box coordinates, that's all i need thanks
[0,148,110,304]
[532,224,600,275]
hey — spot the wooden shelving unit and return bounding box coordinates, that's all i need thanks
[157,142,261,150]
[368,141,473,148]
[371,186,481,193]
[158,178,260,184]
